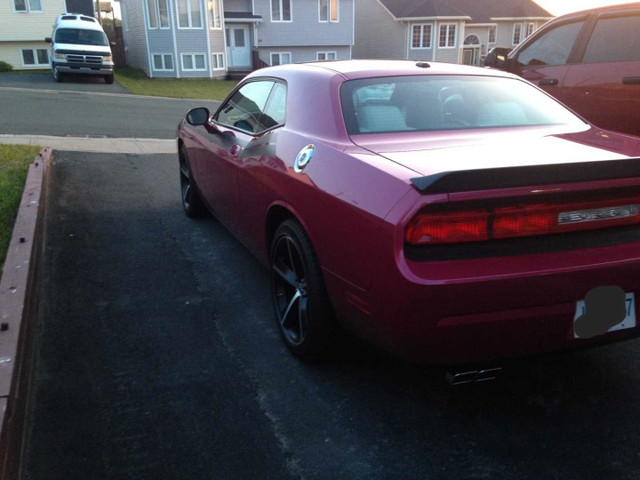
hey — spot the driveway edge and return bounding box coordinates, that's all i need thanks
[0,148,50,480]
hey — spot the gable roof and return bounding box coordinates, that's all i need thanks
[379,0,552,22]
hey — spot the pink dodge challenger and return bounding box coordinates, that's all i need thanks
[177,60,640,364]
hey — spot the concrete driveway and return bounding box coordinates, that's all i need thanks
[0,72,130,94]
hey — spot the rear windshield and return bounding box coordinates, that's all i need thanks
[55,28,108,46]
[340,75,584,135]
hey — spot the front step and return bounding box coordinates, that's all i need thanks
[226,70,253,81]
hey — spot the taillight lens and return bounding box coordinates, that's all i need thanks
[406,210,490,244]
[406,196,640,245]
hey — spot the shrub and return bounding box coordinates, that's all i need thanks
[0,61,13,72]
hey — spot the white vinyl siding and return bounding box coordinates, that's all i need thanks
[13,0,42,12]
[270,51,291,65]
[181,53,206,70]
[316,51,336,60]
[152,53,174,70]
[411,24,432,49]
[211,52,224,69]
[271,0,291,22]
[438,23,456,48]
[21,48,48,66]
[176,0,203,28]
[319,0,338,23]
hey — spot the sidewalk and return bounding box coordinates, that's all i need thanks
[0,134,176,154]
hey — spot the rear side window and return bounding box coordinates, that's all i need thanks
[216,80,286,134]
[516,21,584,66]
[582,15,640,63]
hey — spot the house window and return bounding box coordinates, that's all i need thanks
[270,52,291,66]
[152,53,174,70]
[488,25,497,44]
[271,0,291,22]
[319,0,338,22]
[212,52,224,69]
[208,0,221,29]
[439,23,456,48]
[526,23,535,38]
[21,48,48,66]
[146,0,169,28]
[14,0,42,12]
[181,53,206,70]
[177,0,203,28]
[411,24,432,49]
[513,23,523,45]
[317,51,336,60]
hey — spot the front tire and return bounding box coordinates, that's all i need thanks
[270,219,337,361]
[53,66,64,83]
[104,73,114,84]
[179,146,206,218]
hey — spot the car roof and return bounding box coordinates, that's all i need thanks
[54,14,103,31]
[255,60,515,81]
[551,1,640,18]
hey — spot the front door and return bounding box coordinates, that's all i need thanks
[226,25,251,68]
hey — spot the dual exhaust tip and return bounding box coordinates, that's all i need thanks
[445,367,502,385]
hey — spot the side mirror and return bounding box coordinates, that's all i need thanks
[484,47,512,69]
[45,37,52,43]
[186,107,210,126]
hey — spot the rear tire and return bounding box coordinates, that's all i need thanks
[270,219,338,361]
[105,73,114,84]
[179,146,206,218]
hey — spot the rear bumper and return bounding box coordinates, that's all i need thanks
[325,239,640,365]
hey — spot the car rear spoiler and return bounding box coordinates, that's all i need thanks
[410,158,640,194]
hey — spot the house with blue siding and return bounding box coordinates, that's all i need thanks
[353,0,552,66]
[118,0,354,78]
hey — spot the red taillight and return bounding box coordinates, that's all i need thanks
[405,210,490,245]
[406,196,640,245]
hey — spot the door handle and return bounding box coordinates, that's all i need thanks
[229,144,242,157]
[538,78,559,86]
[622,76,640,85]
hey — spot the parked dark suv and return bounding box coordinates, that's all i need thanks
[485,2,640,137]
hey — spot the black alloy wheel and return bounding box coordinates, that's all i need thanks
[270,219,337,360]
[179,146,205,218]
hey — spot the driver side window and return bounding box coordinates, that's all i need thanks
[216,80,275,134]
[516,21,584,67]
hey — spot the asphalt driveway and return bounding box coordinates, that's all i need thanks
[25,149,640,480]
[0,72,130,94]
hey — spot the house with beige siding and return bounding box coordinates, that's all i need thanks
[119,0,354,78]
[0,0,94,70]
[353,0,552,66]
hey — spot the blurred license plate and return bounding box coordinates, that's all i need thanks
[574,292,636,338]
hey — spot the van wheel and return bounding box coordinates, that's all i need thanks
[105,74,114,84]
[53,66,64,83]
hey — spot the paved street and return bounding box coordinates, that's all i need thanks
[0,72,130,94]
[24,150,640,480]
[0,84,220,139]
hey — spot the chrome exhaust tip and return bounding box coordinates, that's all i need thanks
[445,367,502,385]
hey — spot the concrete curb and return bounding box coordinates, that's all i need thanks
[0,135,177,154]
[0,148,50,480]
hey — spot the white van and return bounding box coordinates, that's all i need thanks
[45,14,114,84]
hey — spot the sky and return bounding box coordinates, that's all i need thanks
[534,0,633,16]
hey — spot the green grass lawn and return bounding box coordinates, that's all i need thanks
[115,67,237,100]
[0,145,42,267]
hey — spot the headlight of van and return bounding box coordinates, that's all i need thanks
[54,52,65,59]
[105,55,113,62]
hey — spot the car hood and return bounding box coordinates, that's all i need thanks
[351,127,637,178]
[54,43,111,55]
